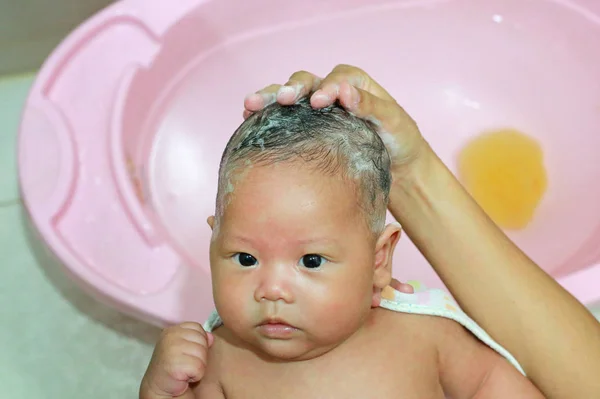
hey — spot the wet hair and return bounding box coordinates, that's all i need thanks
[215,97,391,233]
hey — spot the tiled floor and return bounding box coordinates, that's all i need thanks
[1,74,599,398]
[0,74,30,205]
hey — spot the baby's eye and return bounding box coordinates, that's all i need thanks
[299,254,326,269]
[233,253,258,267]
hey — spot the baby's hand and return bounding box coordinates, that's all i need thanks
[140,322,214,399]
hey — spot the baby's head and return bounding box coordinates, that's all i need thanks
[207,98,401,361]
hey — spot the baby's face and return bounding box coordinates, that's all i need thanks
[208,161,399,361]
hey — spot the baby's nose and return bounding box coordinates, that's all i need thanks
[253,263,294,303]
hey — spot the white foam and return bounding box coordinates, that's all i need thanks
[379,131,400,157]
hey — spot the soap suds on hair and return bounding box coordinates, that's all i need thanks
[214,98,392,233]
[379,131,400,158]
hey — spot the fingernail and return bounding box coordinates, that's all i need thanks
[277,85,299,100]
[244,92,260,101]
[312,89,329,101]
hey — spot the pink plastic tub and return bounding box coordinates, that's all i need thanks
[18,0,600,326]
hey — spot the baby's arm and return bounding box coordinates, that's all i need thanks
[436,319,544,398]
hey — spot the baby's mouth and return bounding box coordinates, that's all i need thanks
[257,317,299,339]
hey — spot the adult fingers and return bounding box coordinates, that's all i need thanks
[244,83,281,114]
[243,70,323,118]
[338,82,420,156]
[390,278,415,294]
[276,70,322,104]
[310,64,396,108]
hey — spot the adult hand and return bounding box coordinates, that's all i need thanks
[244,65,426,295]
[244,64,431,180]
[246,64,600,399]
[390,278,415,294]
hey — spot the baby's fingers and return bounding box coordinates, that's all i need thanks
[177,322,214,347]
[167,354,208,384]
[148,353,206,396]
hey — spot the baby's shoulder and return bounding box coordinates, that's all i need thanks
[376,304,461,333]
[374,305,476,354]
[379,306,504,365]
[367,308,450,354]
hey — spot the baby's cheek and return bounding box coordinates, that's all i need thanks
[320,300,347,316]
[311,301,351,337]
[214,283,246,319]
[312,295,369,331]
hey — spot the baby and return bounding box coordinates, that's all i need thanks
[140,98,543,398]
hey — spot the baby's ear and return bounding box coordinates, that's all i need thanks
[207,215,215,230]
[372,223,401,289]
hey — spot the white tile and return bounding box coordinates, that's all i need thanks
[0,73,35,204]
[0,204,160,398]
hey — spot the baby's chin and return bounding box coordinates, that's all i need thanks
[248,334,340,362]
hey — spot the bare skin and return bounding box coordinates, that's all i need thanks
[140,322,213,399]
[195,310,539,399]
[140,162,543,399]
[141,314,542,399]
[242,65,600,398]
[139,64,599,399]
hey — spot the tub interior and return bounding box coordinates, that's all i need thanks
[121,0,600,293]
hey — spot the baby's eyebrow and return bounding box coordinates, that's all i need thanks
[227,235,255,245]
[226,234,338,247]
[295,237,339,246]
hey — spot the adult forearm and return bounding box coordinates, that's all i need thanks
[389,148,600,398]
